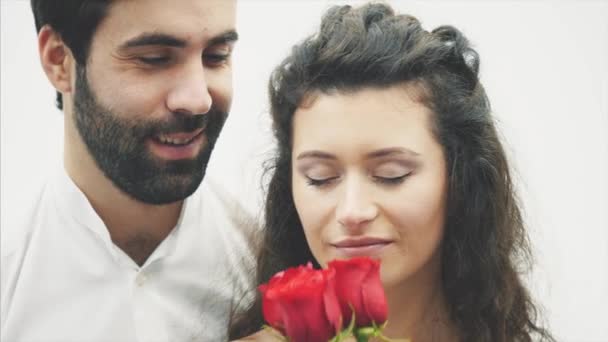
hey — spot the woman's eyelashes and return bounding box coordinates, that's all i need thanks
[299,159,415,188]
[303,171,412,188]
[298,162,337,187]
[372,162,413,185]
[303,167,339,187]
[373,173,410,185]
[305,175,339,187]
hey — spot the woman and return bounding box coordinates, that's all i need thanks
[230,3,553,341]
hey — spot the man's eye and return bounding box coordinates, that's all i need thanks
[137,56,170,65]
[203,53,230,66]
[306,176,339,187]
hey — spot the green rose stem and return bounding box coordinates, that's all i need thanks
[330,311,356,342]
[262,320,411,342]
[329,313,410,342]
[354,323,392,342]
[336,321,411,342]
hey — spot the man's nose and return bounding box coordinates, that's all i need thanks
[166,62,213,115]
[336,178,378,232]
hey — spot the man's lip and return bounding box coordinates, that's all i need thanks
[147,129,206,160]
[155,127,205,141]
[331,237,394,248]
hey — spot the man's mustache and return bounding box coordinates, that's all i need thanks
[142,109,222,136]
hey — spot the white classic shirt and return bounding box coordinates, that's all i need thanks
[1,167,257,342]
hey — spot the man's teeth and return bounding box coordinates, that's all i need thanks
[157,134,192,145]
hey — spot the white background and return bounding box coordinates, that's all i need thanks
[1,0,607,341]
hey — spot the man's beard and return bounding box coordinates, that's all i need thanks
[73,66,227,204]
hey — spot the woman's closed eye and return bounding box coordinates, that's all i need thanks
[299,164,339,187]
[372,163,412,185]
[373,173,410,185]
[305,175,340,187]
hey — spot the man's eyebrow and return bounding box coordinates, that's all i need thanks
[119,30,238,51]
[208,30,239,46]
[120,33,187,50]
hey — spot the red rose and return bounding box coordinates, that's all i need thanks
[329,257,388,327]
[259,263,343,342]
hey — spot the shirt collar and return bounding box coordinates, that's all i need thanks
[50,165,202,268]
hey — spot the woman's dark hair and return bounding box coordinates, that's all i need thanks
[230,3,553,341]
[30,0,111,109]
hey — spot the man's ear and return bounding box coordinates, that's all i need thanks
[38,25,75,95]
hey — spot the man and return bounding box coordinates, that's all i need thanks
[1,1,255,341]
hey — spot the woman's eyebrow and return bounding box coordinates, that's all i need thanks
[366,147,419,159]
[296,150,336,161]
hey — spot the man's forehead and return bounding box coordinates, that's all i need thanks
[99,0,237,47]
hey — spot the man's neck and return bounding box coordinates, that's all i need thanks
[64,140,183,266]
[86,184,183,266]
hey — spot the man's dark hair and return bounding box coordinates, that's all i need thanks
[229,3,554,341]
[31,0,111,109]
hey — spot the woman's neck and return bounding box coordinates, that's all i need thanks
[379,257,458,341]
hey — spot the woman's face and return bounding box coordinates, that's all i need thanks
[291,84,448,288]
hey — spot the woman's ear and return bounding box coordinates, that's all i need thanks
[37,25,75,96]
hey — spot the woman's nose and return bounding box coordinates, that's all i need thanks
[336,178,378,231]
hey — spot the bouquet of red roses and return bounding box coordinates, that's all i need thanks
[259,257,408,342]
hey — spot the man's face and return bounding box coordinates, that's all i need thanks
[72,0,237,204]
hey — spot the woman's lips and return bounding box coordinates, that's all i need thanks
[331,237,393,258]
